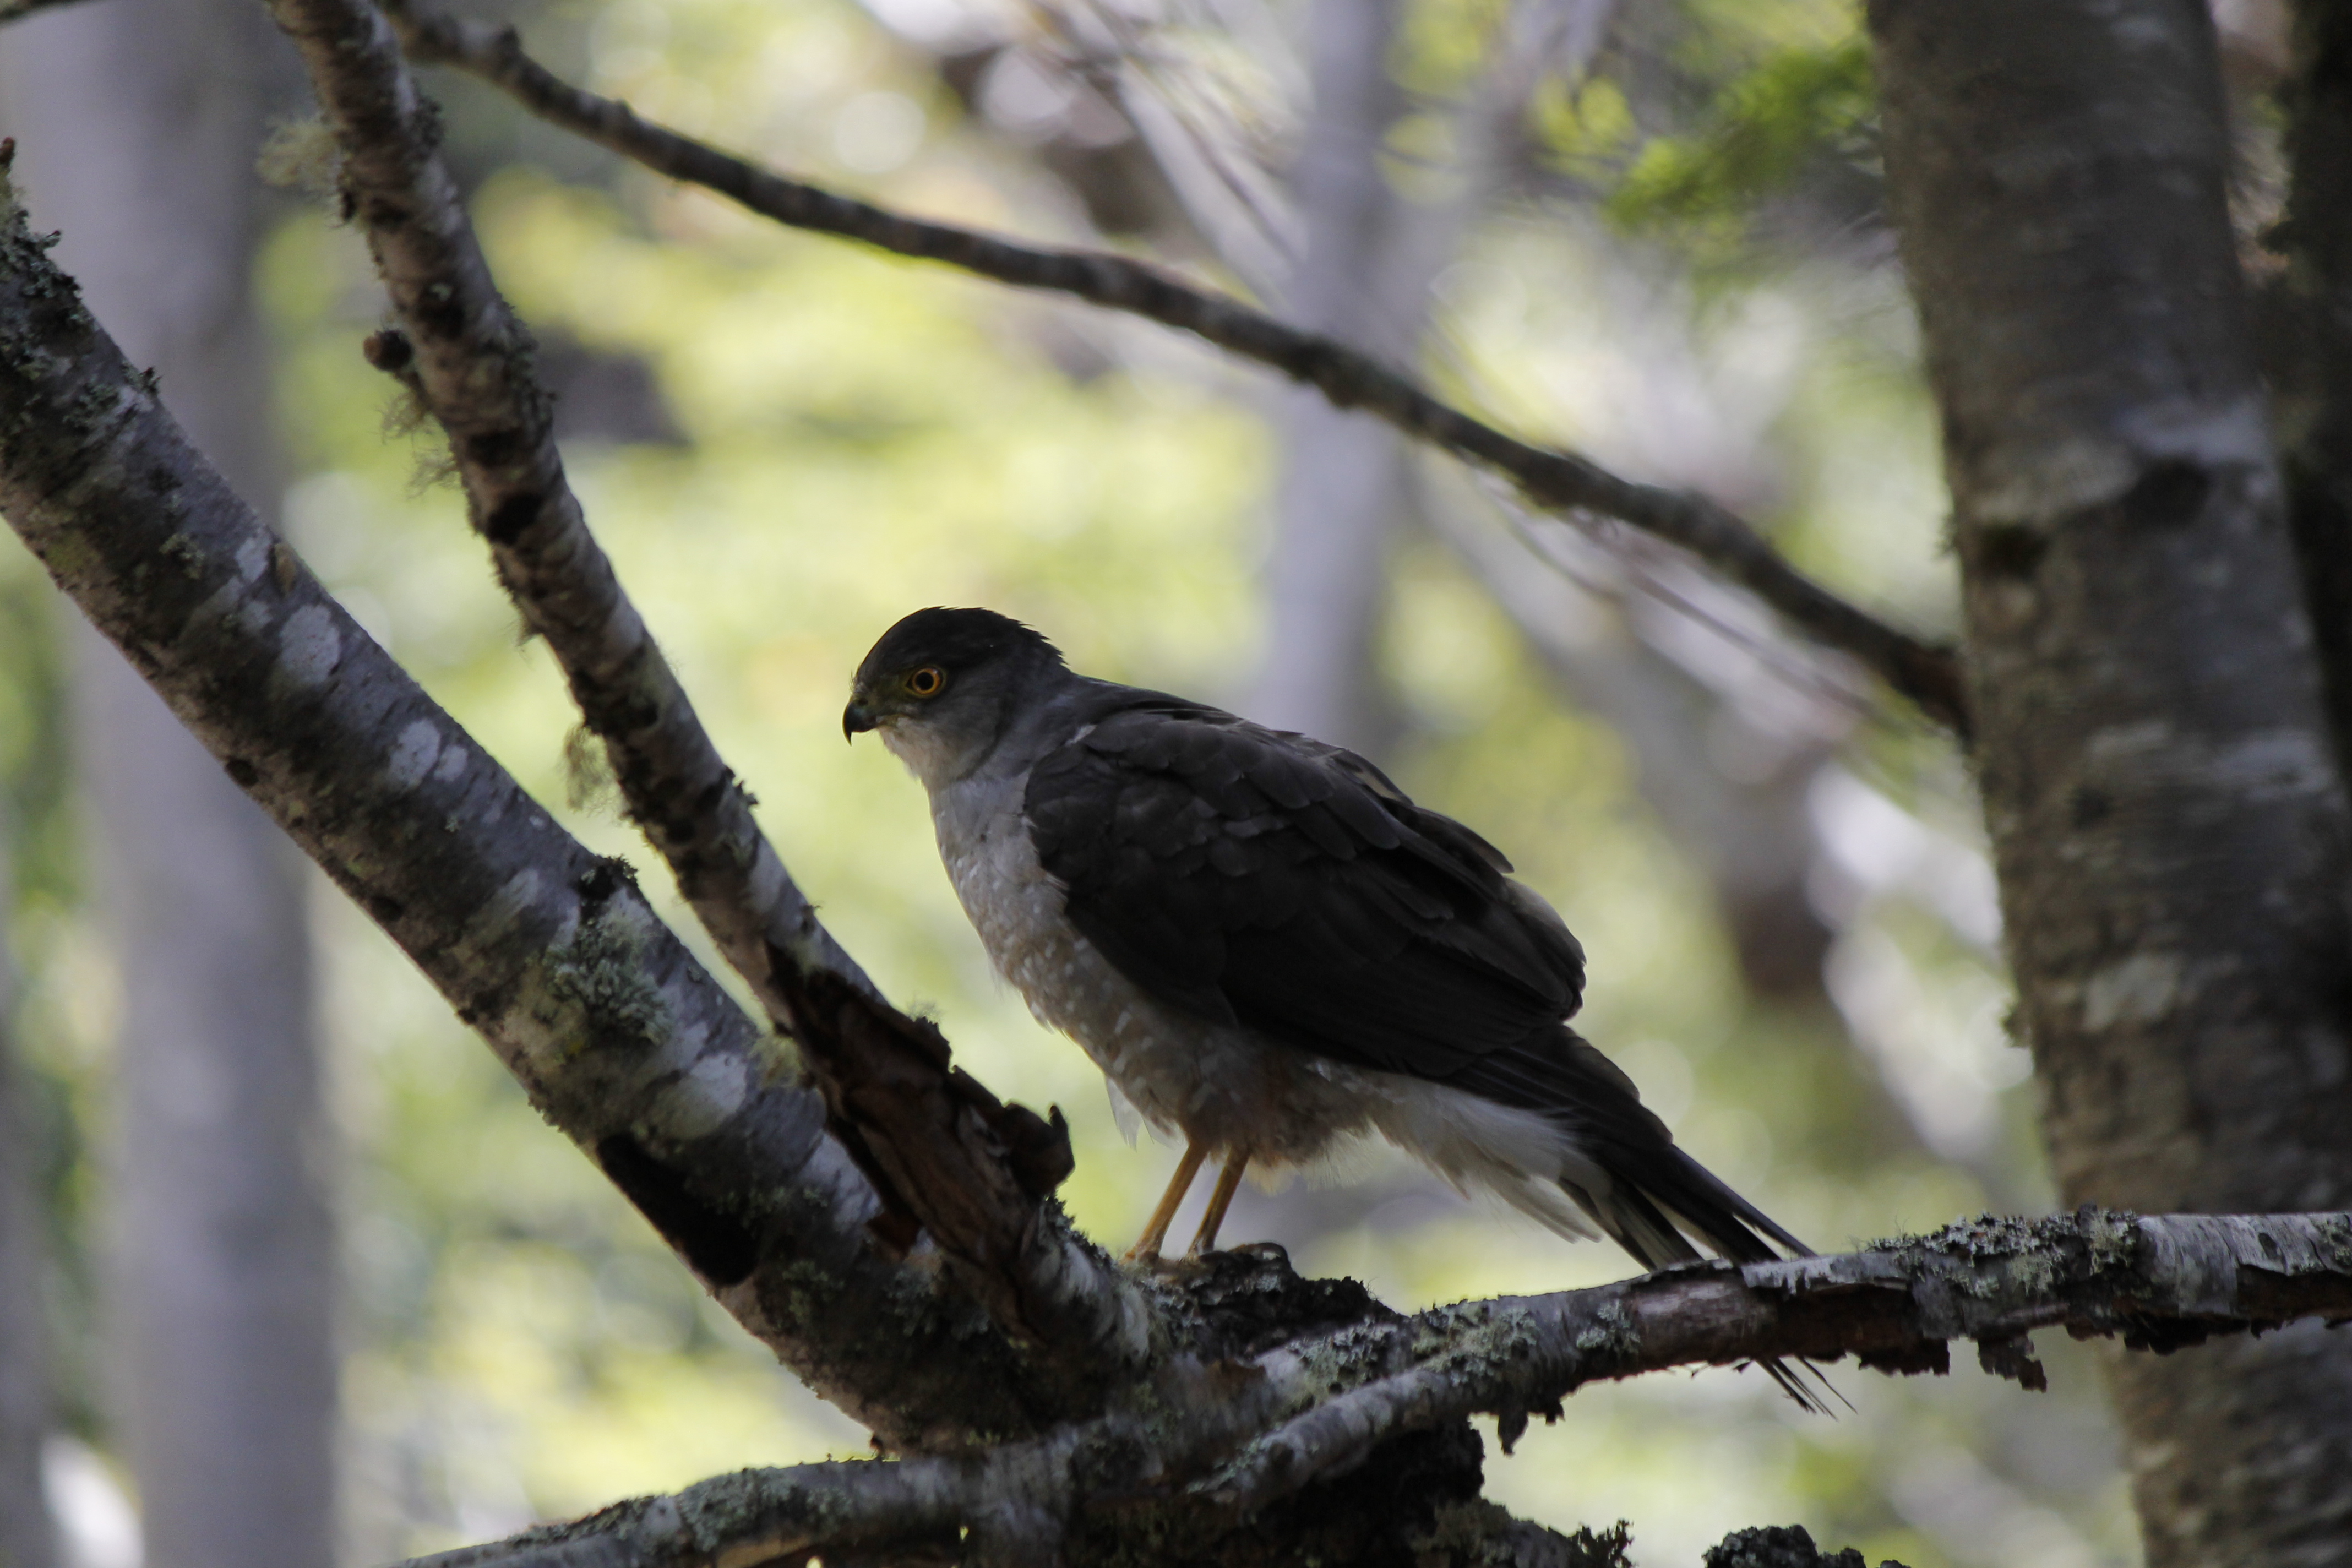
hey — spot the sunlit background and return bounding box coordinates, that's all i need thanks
[3,0,2284,1562]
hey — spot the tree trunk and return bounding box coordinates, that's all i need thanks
[1868,3,2352,1564]
[0,8,339,1568]
[0,870,50,1568]
[2271,0,2352,792]
[1249,0,1417,754]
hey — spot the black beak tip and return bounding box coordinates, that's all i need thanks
[843,699,875,743]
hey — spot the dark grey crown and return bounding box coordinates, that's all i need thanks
[853,607,1062,689]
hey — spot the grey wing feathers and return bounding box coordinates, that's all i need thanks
[1023,692,1825,1406]
[1023,694,1587,1081]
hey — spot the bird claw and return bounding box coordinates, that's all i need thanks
[1120,1247,1196,1276]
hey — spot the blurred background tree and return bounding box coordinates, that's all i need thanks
[0,14,339,1568]
[0,1,2304,1565]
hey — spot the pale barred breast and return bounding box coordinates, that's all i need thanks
[934,792,1090,1026]
[929,774,1146,1047]
[926,770,1321,1149]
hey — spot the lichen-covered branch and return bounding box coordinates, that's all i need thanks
[383,1210,2352,1568]
[395,1414,1624,1568]
[380,0,1969,739]
[399,1460,972,1568]
[264,0,1153,1385]
[1212,1208,2352,1513]
[0,153,1119,1452]
[262,0,859,1017]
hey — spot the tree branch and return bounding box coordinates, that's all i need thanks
[379,0,1970,740]
[0,0,94,25]
[0,145,1123,1451]
[267,0,861,1017]
[395,1426,1629,1568]
[263,0,1154,1396]
[0,157,1543,1546]
[399,1461,971,1568]
[1211,1207,2352,1513]
[382,1208,2352,1568]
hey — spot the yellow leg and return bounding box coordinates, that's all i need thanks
[1124,1142,1207,1261]
[1186,1151,1250,1256]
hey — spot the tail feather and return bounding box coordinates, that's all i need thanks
[1644,1143,1812,1263]
[1452,1026,1838,1414]
[1570,1170,1838,1416]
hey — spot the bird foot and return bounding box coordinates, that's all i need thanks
[1118,1244,1232,1276]
[1121,1249,1194,1276]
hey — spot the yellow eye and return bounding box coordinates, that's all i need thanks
[906,665,947,698]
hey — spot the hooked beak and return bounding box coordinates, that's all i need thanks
[843,694,879,742]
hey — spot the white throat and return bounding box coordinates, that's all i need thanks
[878,717,981,791]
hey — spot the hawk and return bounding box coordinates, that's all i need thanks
[846,608,1815,1387]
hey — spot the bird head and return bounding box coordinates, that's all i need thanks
[845,607,1066,786]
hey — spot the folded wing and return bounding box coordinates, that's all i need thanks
[1024,694,1586,1080]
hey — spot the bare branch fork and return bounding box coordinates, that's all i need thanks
[264,0,1155,1406]
[377,0,1970,739]
[401,1208,2352,1568]
[0,137,1108,1453]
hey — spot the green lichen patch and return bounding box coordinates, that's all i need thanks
[159,531,205,581]
[2080,1206,2143,1274]
[542,896,674,1057]
[1568,1299,1634,1358]
[2000,1248,2060,1299]
[2304,1211,2352,1267]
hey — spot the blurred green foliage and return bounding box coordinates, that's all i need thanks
[1606,37,1874,238]
[0,561,102,1449]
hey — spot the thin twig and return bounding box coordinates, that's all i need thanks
[0,0,94,24]
[382,0,1972,739]
[264,0,1152,1395]
[269,0,867,1017]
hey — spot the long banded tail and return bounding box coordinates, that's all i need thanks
[1452,1026,1838,1413]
